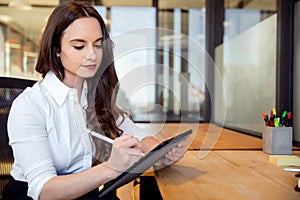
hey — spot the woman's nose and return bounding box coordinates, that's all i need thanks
[86,47,96,61]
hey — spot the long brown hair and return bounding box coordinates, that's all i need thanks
[35,2,125,159]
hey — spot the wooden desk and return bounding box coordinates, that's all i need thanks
[155,150,300,200]
[118,123,300,200]
[137,123,264,150]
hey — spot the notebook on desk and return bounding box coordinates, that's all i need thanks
[98,129,193,198]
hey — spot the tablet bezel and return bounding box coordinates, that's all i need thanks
[98,129,193,198]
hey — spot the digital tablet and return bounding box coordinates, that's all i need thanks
[98,129,193,198]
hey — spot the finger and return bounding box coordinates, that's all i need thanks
[177,140,188,148]
[168,144,187,155]
[165,147,186,161]
[167,149,184,157]
[125,148,143,157]
[165,151,183,161]
[161,157,174,166]
[118,137,142,157]
[116,133,133,142]
[120,137,141,149]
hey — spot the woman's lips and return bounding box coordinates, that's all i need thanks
[83,64,96,70]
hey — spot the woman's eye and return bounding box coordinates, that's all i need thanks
[95,44,103,49]
[74,46,84,50]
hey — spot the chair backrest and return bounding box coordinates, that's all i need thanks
[0,77,36,195]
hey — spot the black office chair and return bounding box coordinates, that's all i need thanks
[0,77,36,198]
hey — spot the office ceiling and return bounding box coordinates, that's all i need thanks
[0,0,276,9]
[0,0,275,44]
[0,0,58,7]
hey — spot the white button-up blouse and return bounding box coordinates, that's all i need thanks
[7,71,146,199]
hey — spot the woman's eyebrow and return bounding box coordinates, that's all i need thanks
[70,39,86,43]
[70,37,103,43]
[95,37,103,42]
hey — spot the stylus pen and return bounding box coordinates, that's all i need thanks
[90,130,145,157]
[283,167,300,173]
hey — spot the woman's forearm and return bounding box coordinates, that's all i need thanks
[39,163,119,200]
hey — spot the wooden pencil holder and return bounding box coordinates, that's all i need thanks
[263,126,293,155]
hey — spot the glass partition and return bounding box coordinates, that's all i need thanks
[214,1,277,134]
[110,6,157,120]
[0,4,55,80]
[293,1,300,143]
[109,3,206,122]
[0,1,206,123]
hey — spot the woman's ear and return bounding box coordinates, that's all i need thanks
[56,50,60,57]
[55,47,61,57]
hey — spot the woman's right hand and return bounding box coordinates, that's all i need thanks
[103,134,142,173]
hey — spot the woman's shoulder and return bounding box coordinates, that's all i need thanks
[11,81,48,112]
[14,81,43,100]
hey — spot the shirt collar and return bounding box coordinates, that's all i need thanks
[42,71,88,108]
[42,71,71,107]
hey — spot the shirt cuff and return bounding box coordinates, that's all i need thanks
[28,175,56,200]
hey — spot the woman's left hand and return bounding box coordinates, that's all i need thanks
[159,140,188,166]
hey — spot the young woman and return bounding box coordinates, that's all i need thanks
[2,2,187,200]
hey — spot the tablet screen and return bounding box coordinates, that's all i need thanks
[98,129,193,198]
